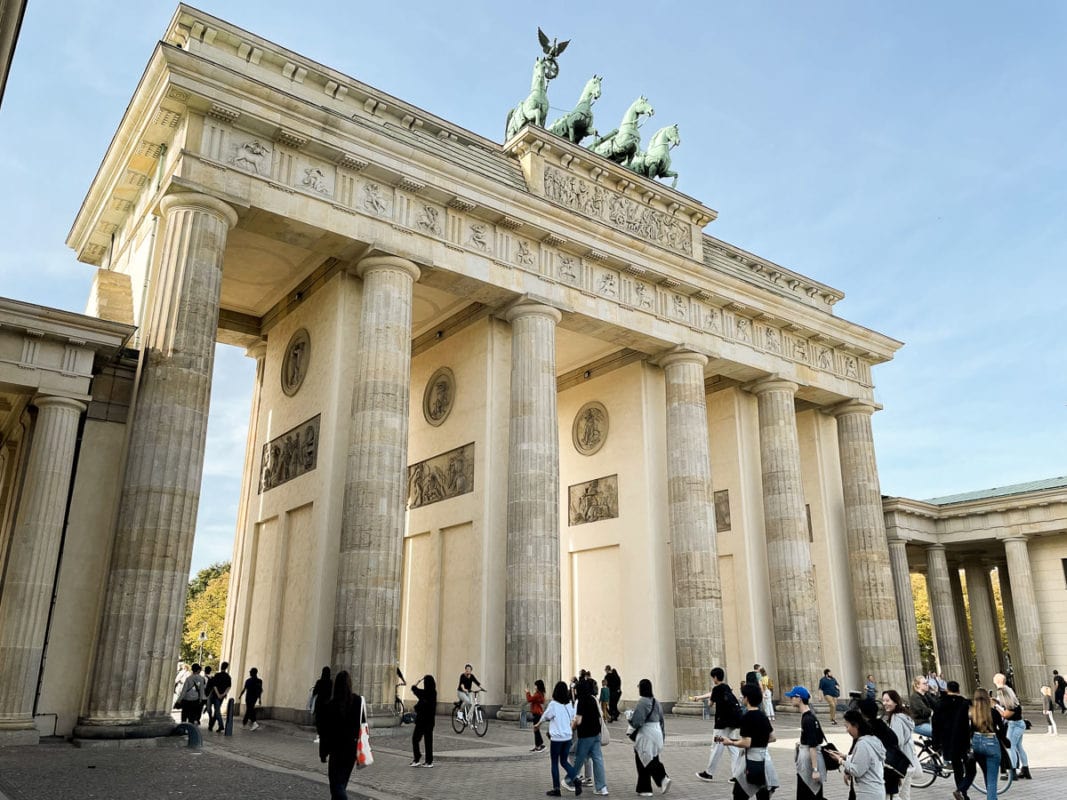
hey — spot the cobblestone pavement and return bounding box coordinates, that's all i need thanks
[1,712,1064,800]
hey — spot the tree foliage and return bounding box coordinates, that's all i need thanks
[911,573,936,674]
[181,562,230,666]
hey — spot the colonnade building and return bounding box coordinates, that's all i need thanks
[0,5,1059,745]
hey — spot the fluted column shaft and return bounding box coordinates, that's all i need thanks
[1003,537,1047,700]
[925,545,966,685]
[964,563,1000,688]
[77,193,237,735]
[888,538,923,682]
[661,352,725,697]
[997,566,1021,680]
[832,401,906,691]
[947,564,975,693]
[333,256,420,710]
[751,379,821,691]
[0,397,86,736]
[503,303,561,707]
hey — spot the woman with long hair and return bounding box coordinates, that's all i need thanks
[994,680,1031,779]
[882,690,918,799]
[956,688,1004,799]
[410,674,436,768]
[526,679,547,752]
[629,678,670,797]
[823,708,886,800]
[1040,685,1057,735]
[317,671,364,800]
[536,680,577,796]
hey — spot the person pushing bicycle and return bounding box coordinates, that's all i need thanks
[456,663,484,721]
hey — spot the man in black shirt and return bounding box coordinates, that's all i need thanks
[208,661,232,733]
[456,664,482,720]
[787,686,825,799]
[931,680,972,798]
[691,667,743,782]
[604,665,622,722]
[723,683,777,800]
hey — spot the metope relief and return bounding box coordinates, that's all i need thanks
[764,327,781,354]
[568,474,619,526]
[467,223,492,253]
[415,203,443,236]
[596,269,618,298]
[407,442,475,509]
[231,139,271,175]
[361,181,391,216]
[281,328,310,397]
[817,347,833,370]
[714,489,731,532]
[557,254,580,284]
[543,165,693,256]
[633,281,653,310]
[423,366,455,426]
[735,317,751,343]
[515,239,536,267]
[301,166,331,195]
[572,401,608,456]
[259,414,320,493]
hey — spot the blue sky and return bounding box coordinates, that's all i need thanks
[1,2,1064,576]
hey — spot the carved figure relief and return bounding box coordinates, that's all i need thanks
[423,366,455,426]
[407,442,475,509]
[568,474,619,526]
[467,223,491,252]
[765,328,781,353]
[673,294,687,320]
[259,414,320,493]
[301,167,330,194]
[231,140,270,174]
[704,308,720,332]
[572,401,608,456]
[714,489,731,532]
[516,240,535,266]
[792,338,809,361]
[281,328,310,397]
[597,271,617,297]
[634,282,653,310]
[416,204,442,235]
[362,182,389,215]
[735,318,751,342]
[558,254,578,283]
[844,356,859,379]
[817,347,833,370]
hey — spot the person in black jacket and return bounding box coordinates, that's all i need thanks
[604,666,622,722]
[410,675,437,768]
[857,698,902,796]
[317,671,364,800]
[931,681,972,799]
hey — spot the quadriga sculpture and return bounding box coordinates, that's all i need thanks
[588,95,654,164]
[548,74,602,145]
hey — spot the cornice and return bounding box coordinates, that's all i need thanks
[0,296,135,352]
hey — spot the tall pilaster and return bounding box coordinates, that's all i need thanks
[503,302,561,708]
[1003,536,1047,700]
[925,544,966,686]
[76,192,237,738]
[0,396,86,744]
[661,351,725,699]
[832,400,906,691]
[750,378,821,691]
[888,537,923,682]
[964,563,1000,688]
[333,256,420,711]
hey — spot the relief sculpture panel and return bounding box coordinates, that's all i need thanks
[407,442,475,509]
[568,474,619,526]
[259,414,320,493]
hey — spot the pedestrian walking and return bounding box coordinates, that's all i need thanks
[1041,685,1058,734]
[177,663,207,725]
[993,674,1030,780]
[202,665,214,723]
[207,661,232,733]
[628,678,669,797]
[605,666,622,722]
[955,688,1005,800]
[1053,669,1067,714]
[239,667,264,730]
[931,680,972,798]
[691,667,743,782]
[312,666,332,743]
[817,669,840,725]
[409,674,436,767]
[527,679,547,752]
[536,680,577,796]
[823,708,885,800]
[721,682,779,800]
[759,666,775,721]
[599,679,611,721]
[787,686,825,800]
[882,690,918,799]
[864,674,876,701]
[316,670,363,800]
[563,677,608,796]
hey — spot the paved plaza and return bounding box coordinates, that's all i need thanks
[1,711,1064,800]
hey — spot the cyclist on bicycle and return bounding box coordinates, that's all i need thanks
[456,663,483,721]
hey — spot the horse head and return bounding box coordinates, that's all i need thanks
[663,124,680,147]
[531,56,550,89]
[583,74,602,102]
[631,95,655,120]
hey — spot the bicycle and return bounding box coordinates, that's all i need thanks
[394,667,414,723]
[912,736,1012,795]
[452,688,488,736]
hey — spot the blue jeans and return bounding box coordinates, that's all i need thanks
[964,733,1001,798]
[567,736,606,791]
[914,721,932,738]
[550,739,573,789]
[208,696,224,730]
[1006,719,1028,768]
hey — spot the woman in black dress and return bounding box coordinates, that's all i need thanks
[410,674,437,767]
[317,671,363,800]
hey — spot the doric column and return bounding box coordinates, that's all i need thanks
[925,544,966,686]
[333,256,420,712]
[661,351,725,700]
[831,400,906,691]
[750,378,821,691]
[76,192,237,738]
[947,563,976,693]
[964,563,1000,688]
[888,537,923,682]
[1003,536,1047,700]
[0,396,86,744]
[502,302,561,709]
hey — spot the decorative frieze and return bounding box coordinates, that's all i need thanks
[568,474,619,526]
[407,442,475,509]
[259,414,320,493]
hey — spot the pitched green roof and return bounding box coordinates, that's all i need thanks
[924,476,1067,506]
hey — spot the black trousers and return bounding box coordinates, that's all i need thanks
[328,750,356,800]
[412,720,434,764]
[180,699,201,724]
[243,700,259,725]
[609,689,621,721]
[529,712,543,748]
[634,752,667,793]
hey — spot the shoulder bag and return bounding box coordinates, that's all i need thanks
[356,700,374,768]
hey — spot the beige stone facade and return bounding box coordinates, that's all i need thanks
[12,4,1062,744]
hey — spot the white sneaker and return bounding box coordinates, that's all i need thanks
[659,777,671,795]
[409,760,422,767]
[562,778,576,792]
[594,789,609,796]
[313,736,320,743]
[250,722,260,731]
[457,712,465,721]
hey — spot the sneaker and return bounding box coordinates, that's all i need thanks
[594,789,609,796]
[250,722,260,731]
[582,777,594,786]
[638,794,653,798]
[695,772,714,782]
[420,762,434,768]
[660,777,671,795]
[457,712,465,721]
[409,760,422,767]
[534,745,546,752]
[562,779,576,792]
[575,783,583,797]
[546,791,562,797]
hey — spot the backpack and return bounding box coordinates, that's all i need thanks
[721,688,744,729]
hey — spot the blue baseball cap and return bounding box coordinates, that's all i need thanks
[785,686,811,702]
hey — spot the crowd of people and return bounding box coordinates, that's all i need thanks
[172,661,261,731]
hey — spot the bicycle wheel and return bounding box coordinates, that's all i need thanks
[394,697,405,717]
[473,706,488,737]
[912,745,939,789]
[451,707,466,734]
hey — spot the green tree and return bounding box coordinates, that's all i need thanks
[181,562,230,666]
[912,573,937,674]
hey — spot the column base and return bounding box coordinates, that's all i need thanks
[670,700,705,717]
[0,728,39,746]
[73,717,177,741]
[496,704,523,722]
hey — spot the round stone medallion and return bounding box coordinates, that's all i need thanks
[572,401,608,456]
[280,328,310,397]
[423,366,455,426]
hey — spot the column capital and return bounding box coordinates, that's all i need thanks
[159,191,238,229]
[244,340,267,361]
[746,376,798,397]
[32,395,88,414]
[829,398,882,418]
[925,542,947,553]
[656,349,708,370]
[352,254,420,282]
[504,302,561,325]
[1001,535,1030,544]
